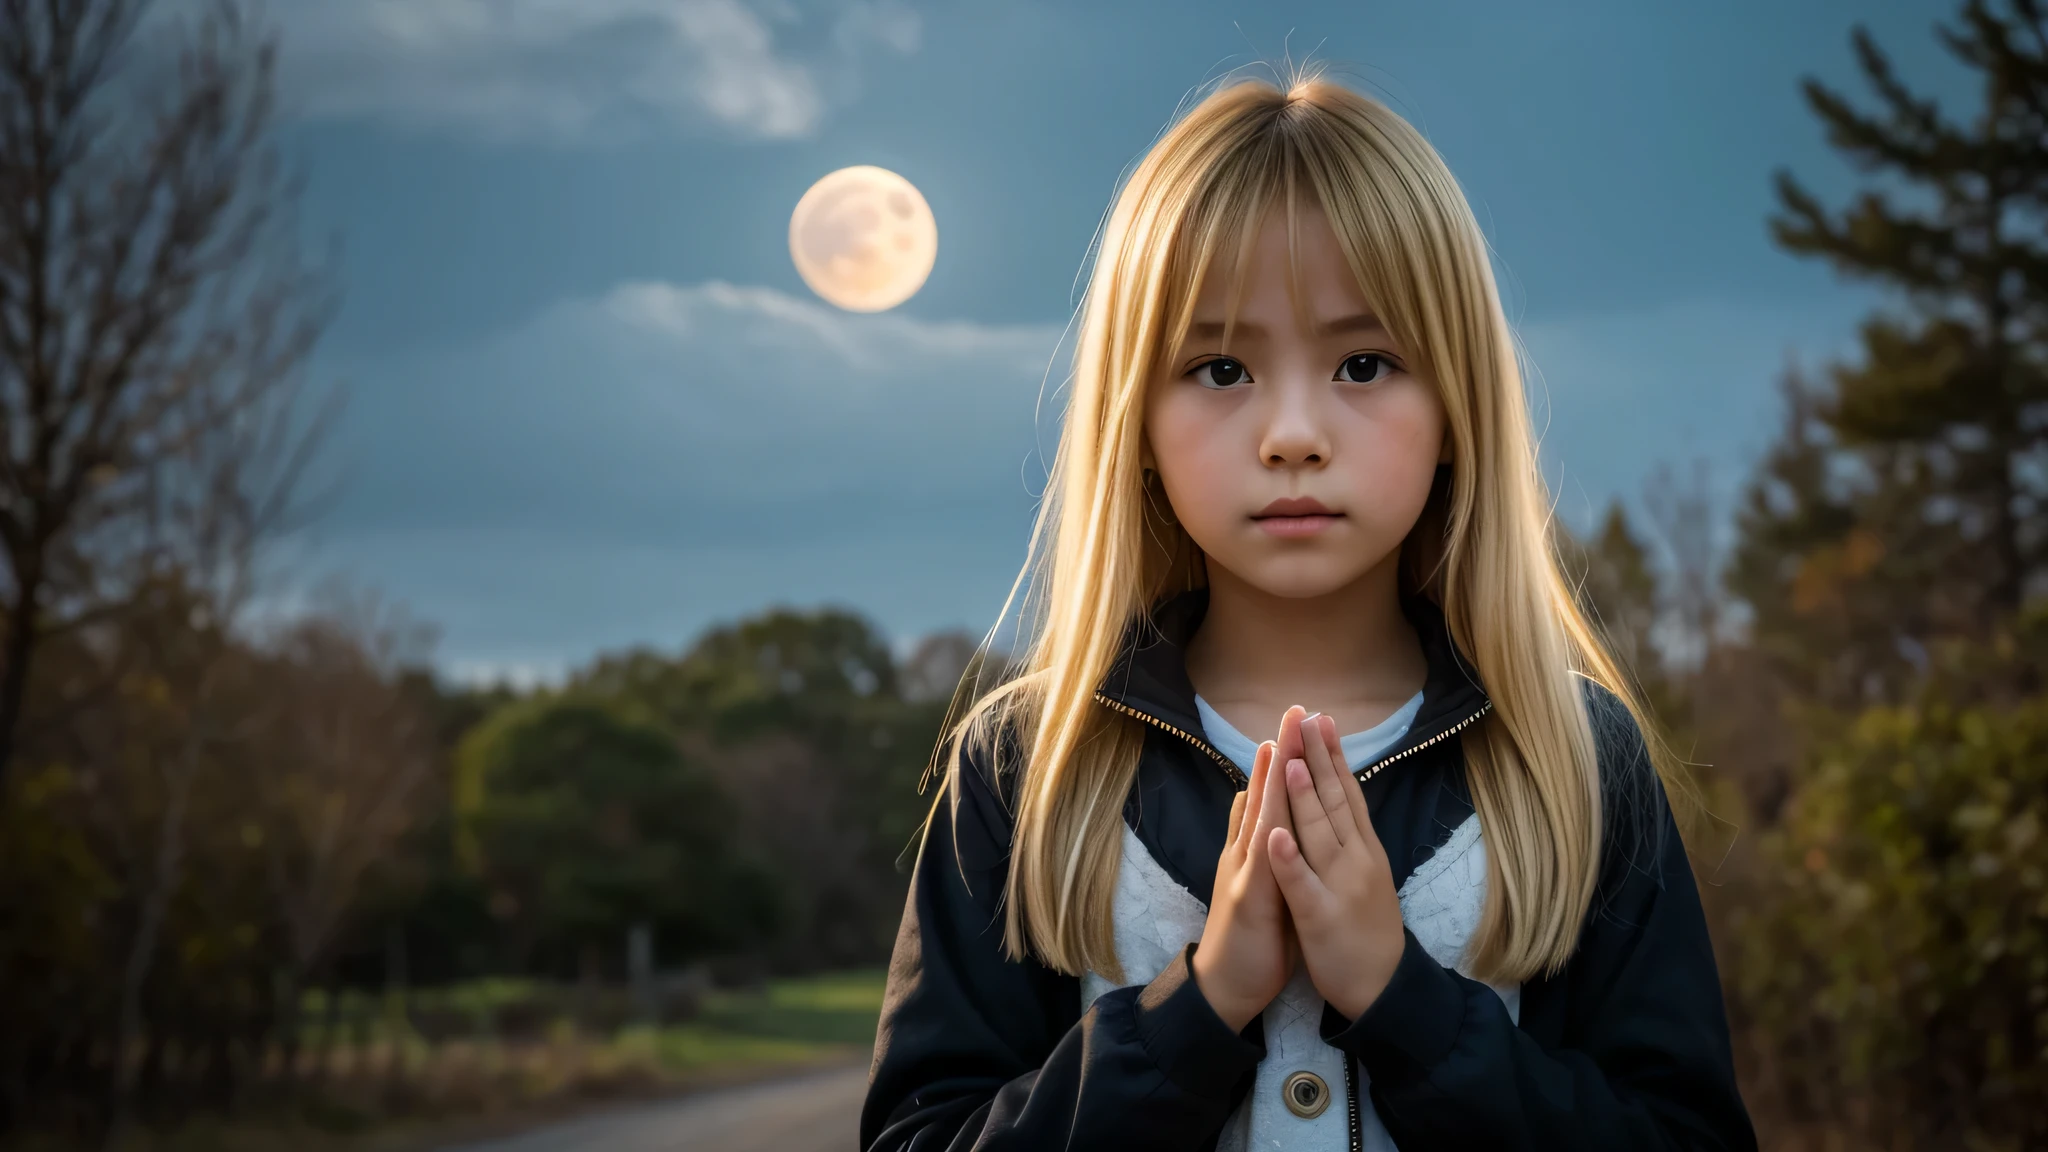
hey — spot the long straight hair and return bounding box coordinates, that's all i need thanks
[927,69,1674,986]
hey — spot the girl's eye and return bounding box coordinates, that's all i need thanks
[1189,357,1250,388]
[1337,353,1397,384]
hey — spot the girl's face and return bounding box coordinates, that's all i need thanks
[1143,204,1449,600]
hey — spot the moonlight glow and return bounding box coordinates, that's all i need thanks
[789,165,937,312]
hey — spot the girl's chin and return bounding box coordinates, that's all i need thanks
[1215,558,1383,601]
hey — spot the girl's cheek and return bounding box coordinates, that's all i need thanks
[1346,388,1445,477]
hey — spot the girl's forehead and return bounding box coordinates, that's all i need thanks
[1196,202,1362,289]
[1185,243,1376,333]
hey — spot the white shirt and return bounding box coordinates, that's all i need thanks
[1192,692,1425,777]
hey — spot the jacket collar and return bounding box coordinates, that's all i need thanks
[1094,586,1491,780]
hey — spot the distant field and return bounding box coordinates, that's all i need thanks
[85,969,890,1152]
[617,968,887,1070]
[699,969,889,1044]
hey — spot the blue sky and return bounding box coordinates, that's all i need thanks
[241,0,1969,683]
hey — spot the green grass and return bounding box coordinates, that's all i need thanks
[595,968,887,1073]
[692,968,887,1048]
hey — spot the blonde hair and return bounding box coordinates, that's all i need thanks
[926,68,1678,986]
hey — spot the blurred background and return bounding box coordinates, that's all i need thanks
[1,0,2043,1149]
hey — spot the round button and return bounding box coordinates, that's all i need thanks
[1281,1070,1330,1119]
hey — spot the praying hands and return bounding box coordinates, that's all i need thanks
[1265,707,1409,1021]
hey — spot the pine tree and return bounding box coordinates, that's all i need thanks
[1751,0,2048,699]
[1558,500,1660,683]
[1727,366,1903,709]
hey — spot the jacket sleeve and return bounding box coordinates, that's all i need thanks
[1318,683,1758,1151]
[860,728,1265,1152]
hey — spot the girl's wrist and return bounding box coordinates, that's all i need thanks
[1325,951,1400,1022]
[1188,944,1260,1032]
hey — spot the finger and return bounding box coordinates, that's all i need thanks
[1266,825,1330,913]
[1261,733,1296,841]
[1240,741,1274,846]
[1283,755,1344,873]
[1275,705,1307,769]
[1256,740,1292,841]
[1328,716,1378,854]
[1301,713,1353,848]
[1242,739,1293,888]
[1225,790,1247,853]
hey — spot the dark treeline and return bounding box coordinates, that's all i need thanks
[1560,2,2048,1146]
[371,610,973,992]
[0,580,971,1139]
[4,0,2047,1148]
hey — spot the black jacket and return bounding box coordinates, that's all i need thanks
[861,589,1757,1152]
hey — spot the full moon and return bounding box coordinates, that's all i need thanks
[789,166,937,312]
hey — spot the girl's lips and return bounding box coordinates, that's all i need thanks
[1255,513,1342,538]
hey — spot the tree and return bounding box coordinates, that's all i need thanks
[0,569,443,1136]
[455,697,777,976]
[235,585,440,1079]
[1752,0,2048,693]
[1555,498,1662,689]
[900,629,981,704]
[1710,8,2048,1142]
[572,607,953,969]
[0,0,333,790]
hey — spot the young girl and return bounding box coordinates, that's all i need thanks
[861,71,1756,1152]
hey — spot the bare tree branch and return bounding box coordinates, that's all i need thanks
[0,0,336,790]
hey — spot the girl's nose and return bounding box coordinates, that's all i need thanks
[1258,378,1331,467]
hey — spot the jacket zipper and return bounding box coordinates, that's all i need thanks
[1347,1056,1362,1152]
[1093,692,1246,787]
[1352,698,1493,783]
[1093,691,1493,792]
[1343,701,1488,1152]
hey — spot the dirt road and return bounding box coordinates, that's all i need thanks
[439,1063,870,1152]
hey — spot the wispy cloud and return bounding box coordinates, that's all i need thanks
[296,280,1063,672]
[323,278,1062,534]
[246,0,922,143]
[293,273,1871,675]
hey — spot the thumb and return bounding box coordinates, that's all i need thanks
[1265,826,1325,911]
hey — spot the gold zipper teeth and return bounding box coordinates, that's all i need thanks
[1352,698,1493,783]
[1092,692,1246,786]
[1347,1056,1361,1152]
[1093,691,1494,790]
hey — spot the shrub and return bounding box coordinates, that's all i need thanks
[1731,688,2048,1149]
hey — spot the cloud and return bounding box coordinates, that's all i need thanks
[246,0,922,143]
[295,280,1064,674]
[328,279,1063,537]
[293,277,1873,676]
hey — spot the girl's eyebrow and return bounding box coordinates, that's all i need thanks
[1185,312,1385,339]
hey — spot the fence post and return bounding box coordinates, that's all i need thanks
[628,923,655,1024]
